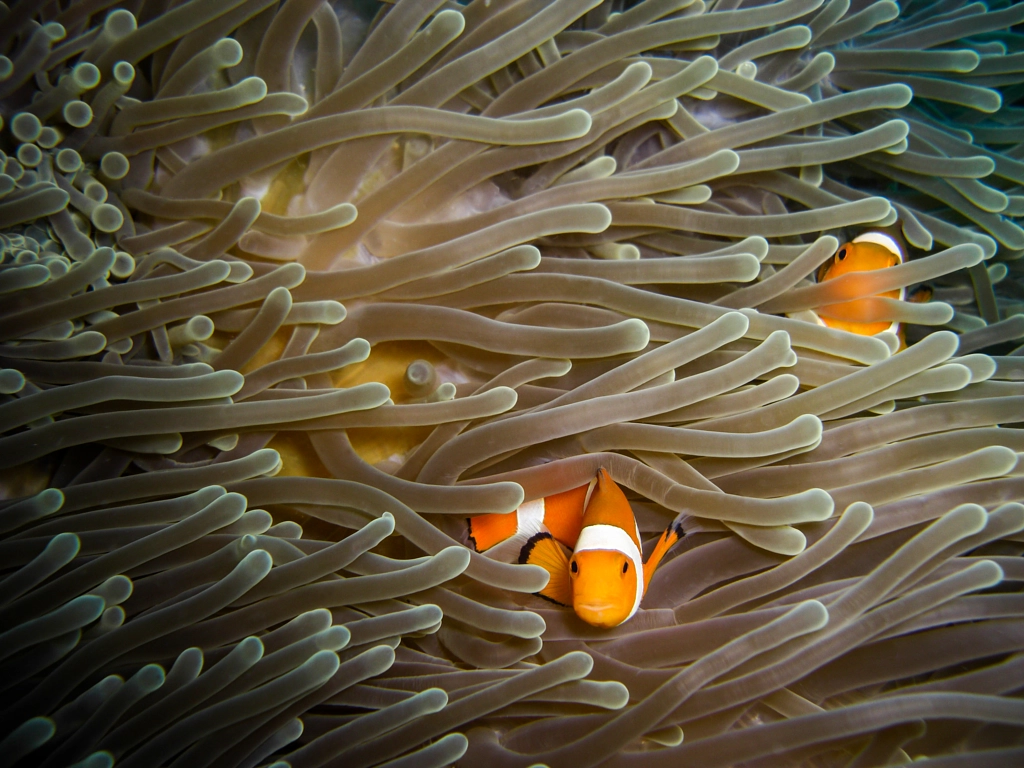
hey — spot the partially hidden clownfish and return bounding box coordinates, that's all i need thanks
[812,231,906,337]
[467,469,683,628]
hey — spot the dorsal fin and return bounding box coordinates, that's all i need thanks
[542,483,589,549]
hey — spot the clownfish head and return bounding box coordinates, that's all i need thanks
[814,231,906,337]
[569,548,639,628]
[816,231,903,284]
[569,469,645,628]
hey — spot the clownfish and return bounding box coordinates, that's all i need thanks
[468,469,683,627]
[813,231,906,337]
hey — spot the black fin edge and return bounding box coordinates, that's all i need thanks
[816,257,834,284]
[466,517,478,552]
[519,532,571,607]
[536,591,570,607]
[518,531,553,565]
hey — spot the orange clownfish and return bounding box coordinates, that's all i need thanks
[468,469,683,627]
[814,231,905,337]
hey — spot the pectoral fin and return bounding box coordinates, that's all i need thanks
[643,522,685,593]
[519,532,573,606]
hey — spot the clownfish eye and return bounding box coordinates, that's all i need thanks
[837,247,848,261]
[570,560,578,574]
[622,561,629,574]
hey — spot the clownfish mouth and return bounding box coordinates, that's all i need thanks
[574,603,626,628]
[575,601,617,614]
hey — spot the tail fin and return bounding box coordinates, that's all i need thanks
[643,522,685,593]
[519,532,572,606]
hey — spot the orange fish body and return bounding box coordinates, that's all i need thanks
[815,232,905,337]
[468,469,683,627]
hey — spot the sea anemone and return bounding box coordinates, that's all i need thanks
[1,0,1022,766]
